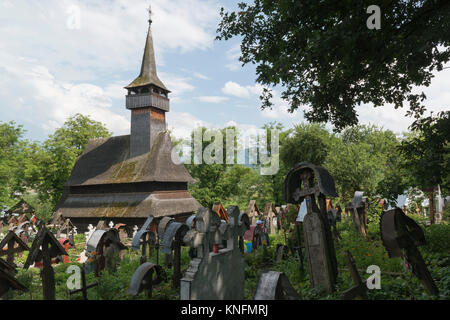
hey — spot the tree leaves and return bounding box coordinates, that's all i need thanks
[217,0,450,130]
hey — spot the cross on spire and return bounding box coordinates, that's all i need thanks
[147,4,152,24]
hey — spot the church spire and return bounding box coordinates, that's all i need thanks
[125,5,168,91]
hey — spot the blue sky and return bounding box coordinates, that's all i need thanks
[1,0,448,142]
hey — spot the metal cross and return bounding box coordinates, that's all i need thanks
[147,4,153,23]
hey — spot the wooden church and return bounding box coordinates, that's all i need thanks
[54,10,201,231]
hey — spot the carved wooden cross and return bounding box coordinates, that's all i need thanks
[24,227,67,300]
[340,251,368,300]
[0,231,29,265]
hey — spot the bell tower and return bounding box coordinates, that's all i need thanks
[125,6,171,157]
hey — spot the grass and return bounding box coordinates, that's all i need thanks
[7,212,450,300]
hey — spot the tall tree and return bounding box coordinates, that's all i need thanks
[26,114,111,207]
[0,121,28,205]
[217,0,450,130]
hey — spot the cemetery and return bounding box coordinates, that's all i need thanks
[0,3,449,303]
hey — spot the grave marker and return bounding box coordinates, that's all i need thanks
[128,263,164,299]
[345,191,369,237]
[0,231,29,265]
[283,162,339,294]
[254,271,301,300]
[0,258,28,300]
[181,206,248,300]
[132,216,157,265]
[24,227,68,300]
[380,208,439,296]
[340,251,368,300]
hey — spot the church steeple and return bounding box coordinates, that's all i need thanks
[125,6,170,158]
[125,6,168,92]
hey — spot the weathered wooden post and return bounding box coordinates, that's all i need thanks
[283,162,339,294]
[345,191,368,238]
[24,227,68,300]
[158,217,189,288]
[380,208,439,296]
[0,258,28,300]
[341,251,368,300]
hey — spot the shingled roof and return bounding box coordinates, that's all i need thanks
[65,131,194,186]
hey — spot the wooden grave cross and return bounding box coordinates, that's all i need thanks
[340,250,368,300]
[0,258,28,300]
[0,231,29,265]
[24,226,68,300]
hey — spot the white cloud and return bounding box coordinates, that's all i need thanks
[222,81,251,98]
[193,72,211,80]
[0,58,129,136]
[0,0,220,82]
[197,96,229,103]
[225,43,242,71]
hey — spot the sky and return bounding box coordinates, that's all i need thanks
[0,0,449,142]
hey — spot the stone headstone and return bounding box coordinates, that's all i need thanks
[180,206,247,300]
[254,271,301,300]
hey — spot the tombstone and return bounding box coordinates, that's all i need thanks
[283,162,339,294]
[0,258,28,300]
[132,216,157,265]
[158,217,175,268]
[114,223,131,243]
[274,244,289,264]
[345,191,369,237]
[253,271,301,300]
[158,217,189,288]
[128,263,164,299]
[380,208,439,296]
[86,228,127,276]
[24,227,68,300]
[181,206,247,300]
[340,251,368,300]
[245,200,261,225]
[0,231,29,265]
[263,202,278,234]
